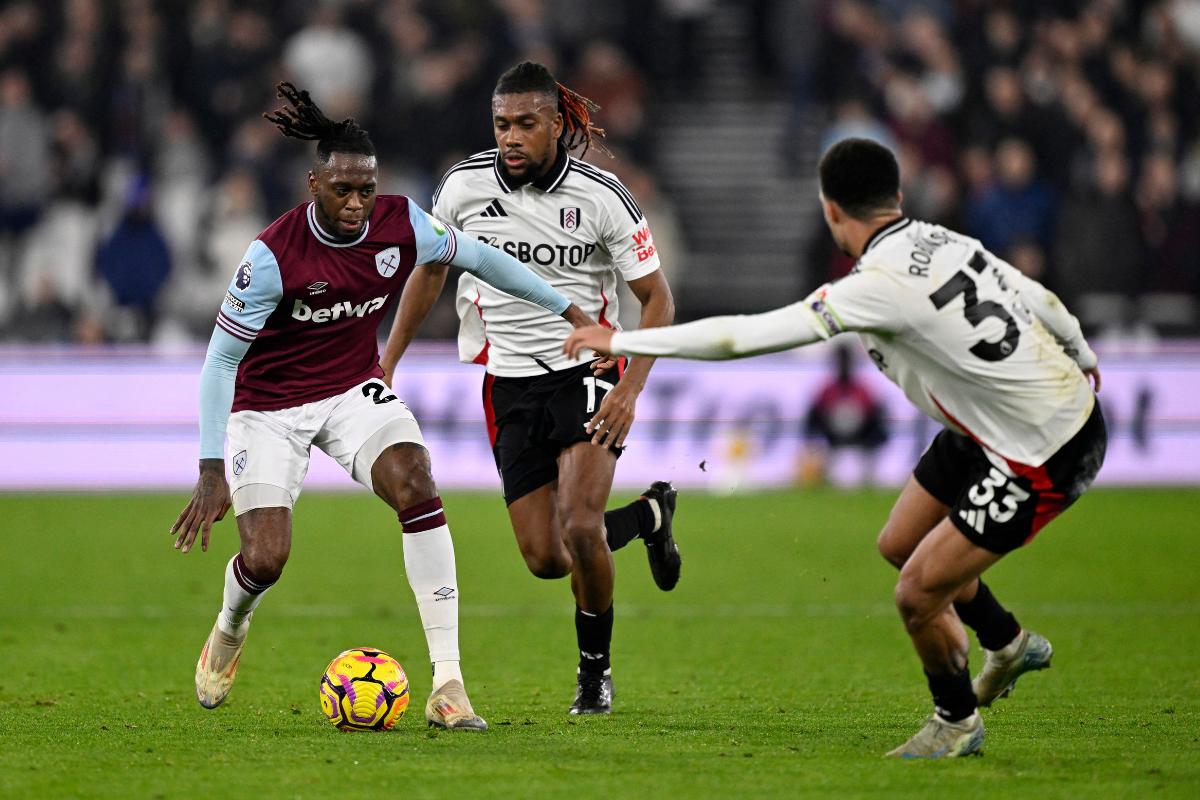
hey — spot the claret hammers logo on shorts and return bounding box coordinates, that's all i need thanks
[291,294,390,324]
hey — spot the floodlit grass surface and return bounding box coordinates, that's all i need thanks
[1,489,1197,799]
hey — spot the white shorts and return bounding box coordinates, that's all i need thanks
[227,378,425,515]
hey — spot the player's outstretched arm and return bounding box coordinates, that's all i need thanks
[565,300,824,361]
[170,327,249,553]
[381,263,449,386]
[448,232,597,326]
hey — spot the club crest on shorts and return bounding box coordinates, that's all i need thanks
[375,246,402,278]
[232,450,247,476]
[560,206,581,232]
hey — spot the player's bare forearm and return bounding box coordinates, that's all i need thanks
[619,270,676,386]
[170,459,231,554]
[561,303,597,329]
[381,263,448,385]
[585,271,674,446]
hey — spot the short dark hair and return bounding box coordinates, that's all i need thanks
[494,61,558,99]
[494,61,606,157]
[263,82,375,163]
[818,138,900,219]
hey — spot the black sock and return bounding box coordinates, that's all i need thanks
[926,667,976,722]
[603,499,654,552]
[954,580,1021,651]
[575,605,613,673]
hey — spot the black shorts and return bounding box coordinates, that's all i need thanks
[483,360,626,505]
[913,402,1107,554]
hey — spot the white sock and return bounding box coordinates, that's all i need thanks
[217,553,273,636]
[432,660,463,690]
[402,524,461,665]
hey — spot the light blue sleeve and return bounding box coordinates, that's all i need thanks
[198,328,251,459]
[406,199,570,315]
[198,240,283,459]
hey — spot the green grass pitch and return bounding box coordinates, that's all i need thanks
[1,488,1197,798]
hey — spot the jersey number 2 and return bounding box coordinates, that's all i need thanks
[362,381,397,405]
[929,252,1020,361]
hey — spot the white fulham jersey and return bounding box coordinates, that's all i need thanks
[610,217,1097,467]
[434,148,661,376]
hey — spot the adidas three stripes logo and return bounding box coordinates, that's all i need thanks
[479,199,508,218]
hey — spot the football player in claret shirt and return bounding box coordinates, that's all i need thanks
[567,138,1107,757]
[382,62,680,716]
[170,83,599,730]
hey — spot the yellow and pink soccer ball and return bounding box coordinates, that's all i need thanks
[319,647,410,731]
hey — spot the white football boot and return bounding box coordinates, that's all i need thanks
[195,618,250,709]
[886,711,984,759]
[425,679,488,731]
[973,630,1053,707]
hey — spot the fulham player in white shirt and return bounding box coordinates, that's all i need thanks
[383,63,681,716]
[566,138,1106,757]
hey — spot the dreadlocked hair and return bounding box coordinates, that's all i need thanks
[494,62,609,158]
[262,82,375,162]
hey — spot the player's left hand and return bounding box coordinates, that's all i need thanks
[1084,366,1102,392]
[564,326,615,360]
[587,381,639,449]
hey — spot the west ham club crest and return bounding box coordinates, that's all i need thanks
[375,246,401,278]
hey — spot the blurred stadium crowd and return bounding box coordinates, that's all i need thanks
[803,0,1200,338]
[0,0,1198,345]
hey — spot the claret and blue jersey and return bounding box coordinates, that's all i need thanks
[197,194,570,459]
[215,195,456,413]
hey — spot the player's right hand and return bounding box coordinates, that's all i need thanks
[563,325,615,360]
[170,461,231,554]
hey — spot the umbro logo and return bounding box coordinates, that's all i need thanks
[307,281,328,296]
[479,199,508,218]
[433,586,456,602]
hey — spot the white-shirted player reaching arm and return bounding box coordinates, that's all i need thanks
[565,138,1107,758]
[382,62,680,716]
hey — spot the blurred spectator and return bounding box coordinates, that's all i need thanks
[283,5,372,120]
[797,343,889,487]
[160,166,268,342]
[94,175,172,341]
[0,69,51,236]
[965,138,1056,256]
[1052,149,1143,331]
[1135,149,1200,332]
[569,40,649,159]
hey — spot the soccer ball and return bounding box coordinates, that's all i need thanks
[319,647,410,731]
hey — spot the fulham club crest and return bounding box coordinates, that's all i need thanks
[560,207,581,233]
[375,246,402,278]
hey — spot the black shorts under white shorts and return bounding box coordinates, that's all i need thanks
[483,360,626,505]
[913,402,1107,554]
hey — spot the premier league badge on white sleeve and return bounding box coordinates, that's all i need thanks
[375,246,401,278]
[560,207,581,232]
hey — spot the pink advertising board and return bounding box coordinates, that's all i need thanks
[1,342,1197,492]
